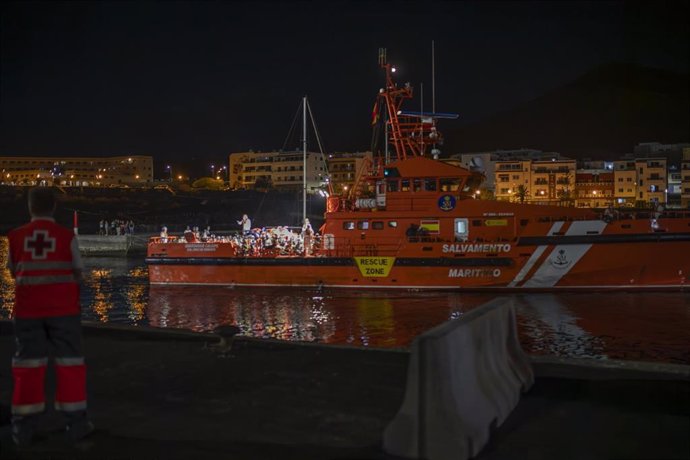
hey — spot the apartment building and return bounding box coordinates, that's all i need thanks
[447,149,560,193]
[326,151,372,194]
[494,158,576,204]
[228,150,334,192]
[0,155,153,187]
[228,150,372,192]
[613,160,637,206]
[635,157,667,205]
[494,160,530,202]
[681,148,690,208]
[575,170,614,208]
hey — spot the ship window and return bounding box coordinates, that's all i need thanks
[454,218,469,242]
[472,220,482,226]
[343,221,355,230]
[372,221,384,230]
[357,221,369,230]
[387,180,399,192]
[388,221,398,228]
[441,179,460,192]
[424,178,437,191]
[401,179,410,191]
[413,179,422,192]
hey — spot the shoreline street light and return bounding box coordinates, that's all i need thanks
[166,165,172,182]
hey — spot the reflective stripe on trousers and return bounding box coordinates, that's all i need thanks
[55,358,87,412]
[12,361,47,415]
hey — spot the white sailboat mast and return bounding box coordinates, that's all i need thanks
[302,95,307,224]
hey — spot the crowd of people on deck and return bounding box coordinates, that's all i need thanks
[99,219,135,236]
[158,215,319,257]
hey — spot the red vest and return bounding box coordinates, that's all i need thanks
[8,219,80,318]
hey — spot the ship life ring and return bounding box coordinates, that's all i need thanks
[327,197,340,213]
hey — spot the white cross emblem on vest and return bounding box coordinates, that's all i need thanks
[24,230,56,260]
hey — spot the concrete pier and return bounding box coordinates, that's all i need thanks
[77,234,152,256]
[0,320,688,459]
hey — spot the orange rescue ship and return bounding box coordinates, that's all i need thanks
[146,50,690,291]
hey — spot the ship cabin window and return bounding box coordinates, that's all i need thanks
[440,178,461,192]
[357,221,369,230]
[413,179,422,192]
[454,218,469,242]
[377,183,386,194]
[387,179,399,192]
[388,221,398,228]
[424,178,437,192]
[343,221,355,230]
[401,179,410,192]
[372,221,384,230]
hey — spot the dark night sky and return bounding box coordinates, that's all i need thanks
[1,1,688,165]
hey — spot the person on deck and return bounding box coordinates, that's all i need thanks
[160,226,169,243]
[237,214,252,235]
[302,218,314,256]
[7,187,94,447]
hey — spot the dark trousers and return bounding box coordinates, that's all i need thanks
[12,315,87,427]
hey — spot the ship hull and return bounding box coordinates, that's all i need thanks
[146,238,690,291]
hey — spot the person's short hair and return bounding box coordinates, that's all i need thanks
[28,187,57,216]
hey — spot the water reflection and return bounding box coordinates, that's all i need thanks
[0,238,688,364]
[0,237,14,315]
[516,294,606,359]
[146,287,493,347]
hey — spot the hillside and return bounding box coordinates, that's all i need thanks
[450,63,690,158]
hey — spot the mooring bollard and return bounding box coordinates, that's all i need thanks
[214,325,241,352]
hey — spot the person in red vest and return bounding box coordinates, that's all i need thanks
[7,187,94,446]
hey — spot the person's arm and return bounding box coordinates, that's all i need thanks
[71,237,84,283]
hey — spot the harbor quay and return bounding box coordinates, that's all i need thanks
[0,319,688,460]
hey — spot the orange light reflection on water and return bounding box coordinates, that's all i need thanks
[146,286,493,348]
[0,238,15,315]
[87,268,114,322]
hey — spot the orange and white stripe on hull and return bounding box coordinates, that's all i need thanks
[522,220,608,288]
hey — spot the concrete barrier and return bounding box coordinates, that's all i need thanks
[383,297,534,460]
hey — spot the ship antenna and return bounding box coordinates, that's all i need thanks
[420,82,424,155]
[432,40,436,115]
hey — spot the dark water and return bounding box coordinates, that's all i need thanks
[1,238,688,364]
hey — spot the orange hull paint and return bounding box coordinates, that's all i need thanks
[147,216,690,290]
